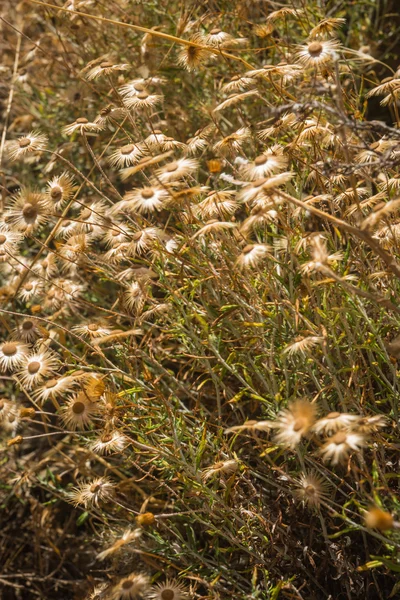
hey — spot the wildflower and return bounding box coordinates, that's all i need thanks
[213,89,259,112]
[258,113,297,140]
[319,431,366,465]
[296,39,340,67]
[11,318,41,343]
[201,459,239,481]
[123,281,148,313]
[85,60,129,81]
[283,335,324,358]
[364,508,395,531]
[149,579,188,600]
[123,91,163,111]
[36,252,58,278]
[191,219,237,239]
[16,350,59,388]
[204,28,233,47]
[240,147,287,180]
[293,471,331,507]
[309,18,346,38]
[97,528,142,560]
[224,420,274,434]
[128,227,161,255]
[46,172,76,208]
[238,172,293,204]
[18,278,43,302]
[0,341,29,371]
[274,399,317,449]
[33,376,77,404]
[62,117,102,136]
[95,104,126,127]
[156,158,198,183]
[89,430,129,455]
[236,244,271,269]
[69,476,116,508]
[354,415,388,433]
[177,35,209,71]
[6,131,48,161]
[60,393,99,430]
[196,190,238,219]
[221,75,255,94]
[72,323,112,339]
[213,127,251,156]
[122,186,170,214]
[5,188,49,234]
[110,574,150,600]
[0,227,22,258]
[109,143,142,168]
[312,412,359,435]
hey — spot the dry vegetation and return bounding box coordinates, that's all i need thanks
[1,0,400,598]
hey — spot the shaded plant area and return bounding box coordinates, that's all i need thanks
[1,1,400,598]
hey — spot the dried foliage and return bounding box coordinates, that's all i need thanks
[1,1,400,599]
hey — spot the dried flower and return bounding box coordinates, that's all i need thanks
[293,471,331,507]
[149,579,188,600]
[69,476,116,508]
[6,131,48,161]
[110,574,150,600]
[274,399,317,449]
[201,459,239,481]
[312,412,359,435]
[296,39,340,67]
[96,529,142,561]
[60,393,100,429]
[319,431,366,465]
[0,341,29,371]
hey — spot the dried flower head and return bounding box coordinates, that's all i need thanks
[46,172,77,208]
[85,60,129,80]
[89,430,129,455]
[69,476,116,508]
[293,471,331,507]
[296,39,340,67]
[5,188,50,234]
[319,430,366,465]
[0,340,29,371]
[63,117,102,136]
[312,412,359,435]
[274,399,317,449]
[177,35,209,71]
[240,147,287,180]
[97,529,142,561]
[156,158,198,183]
[149,579,188,600]
[60,393,100,430]
[236,244,271,269]
[6,131,48,161]
[201,459,239,481]
[110,573,150,600]
[16,350,59,389]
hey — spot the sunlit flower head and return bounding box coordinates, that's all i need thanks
[177,34,209,71]
[63,117,102,136]
[5,188,50,234]
[319,430,365,465]
[240,146,287,180]
[236,244,271,269]
[274,399,317,449]
[123,90,163,111]
[108,143,143,168]
[88,430,129,455]
[46,172,76,209]
[312,412,359,435]
[149,578,188,600]
[33,375,77,404]
[201,459,239,481]
[6,131,48,161]
[296,39,340,67]
[16,350,59,389]
[110,574,150,600]
[11,318,41,343]
[0,340,30,371]
[156,158,199,183]
[122,186,170,214]
[69,476,116,508]
[60,393,100,430]
[85,60,129,80]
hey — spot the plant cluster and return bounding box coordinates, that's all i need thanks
[1,1,400,598]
